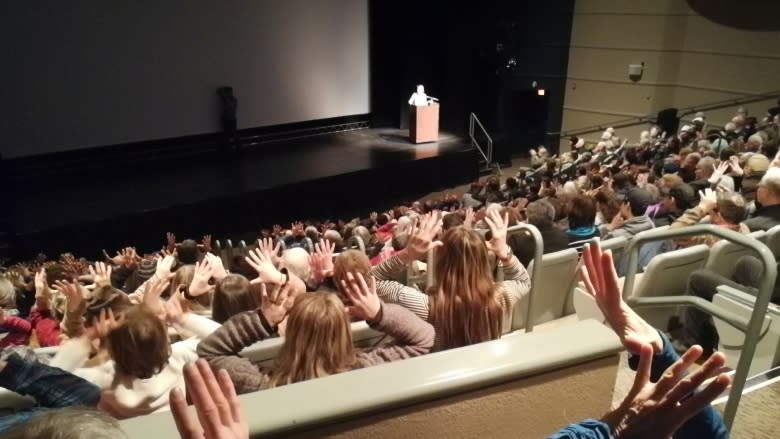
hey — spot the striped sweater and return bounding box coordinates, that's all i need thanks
[371,254,532,351]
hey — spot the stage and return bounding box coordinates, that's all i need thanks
[5,127,477,259]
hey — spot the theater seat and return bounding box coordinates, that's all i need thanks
[628,244,710,329]
[713,285,780,376]
[517,248,579,330]
[704,231,767,280]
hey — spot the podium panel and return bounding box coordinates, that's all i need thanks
[409,104,439,143]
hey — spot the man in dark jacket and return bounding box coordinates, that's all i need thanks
[744,167,780,232]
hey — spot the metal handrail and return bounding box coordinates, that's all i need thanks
[469,112,493,164]
[549,89,780,139]
[620,224,777,431]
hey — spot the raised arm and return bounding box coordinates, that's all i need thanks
[197,283,291,394]
[342,273,434,363]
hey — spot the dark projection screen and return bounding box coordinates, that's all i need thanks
[0,0,369,158]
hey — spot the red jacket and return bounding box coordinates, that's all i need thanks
[29,309,62,347]
[0,316,31,348]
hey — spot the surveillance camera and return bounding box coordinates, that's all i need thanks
[628,63,644,83]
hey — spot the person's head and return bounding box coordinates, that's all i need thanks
[525,200,555,229]
[568,196,597,229]
[177,239,200,265]
[612,173,634,191]
[621,188,653,218]
[665,184,696,212]
[428,227,502,350]
[84,285,132,324]
[682,152,701,170]
[0,277,15,309]
[304,226,319,241]
[323,229,343,248]
[416,84,425,94]
[281,248,310,282]
[442,212,465,231]
[745,134,763,152]
[269,293,354,387]
[594,190,621,222]
[658,173,683,190]
[333,250,371,297]
[505,176,519,190]
[108,306,170,379]
[351,225,372,248]
[745,153,770,177]
[3,406,127,439]
[709,192,747,226]
[211,274,258,324]
[757,167,780,207]
[695,157,716,180]
[500,207,522,226]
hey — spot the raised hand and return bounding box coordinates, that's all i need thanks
[259,283,291,327]
[370,211,378,223]
[165,293,186,326]
[201,235,213,253]
[189,259,215,297]
[484,210,512,261]
[34,268,47,298]
[403,211,443,262]
[142,276,171,320]
[698,188,718,213]
[245,248,284,285]
[89,262,113,288]
[272,224,283,237]
[463,207,475,229]
[308,239,335,283]
[170,359,249,439]
[580,243,663,354]
[258,237,282,267]
[85,309,125,341]
[341,272,381,322]
[53,280,85,314]
[602,344,731,439]
[729,156,744,176]
[204,253,228,281]
[155,254,176,281]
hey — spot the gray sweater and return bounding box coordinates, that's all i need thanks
[197,303,434,394]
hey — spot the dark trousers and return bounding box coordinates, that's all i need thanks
[0,354,100,433]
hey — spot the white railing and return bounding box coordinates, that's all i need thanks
[469,112,493,165]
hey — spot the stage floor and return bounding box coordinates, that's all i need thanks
[8,128,476,258]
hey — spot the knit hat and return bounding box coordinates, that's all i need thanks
[135,259,157,280]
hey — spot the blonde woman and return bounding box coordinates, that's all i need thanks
[197,248,433,394]
[371,210,531,351]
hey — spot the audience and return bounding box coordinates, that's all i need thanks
[3,103,780,437]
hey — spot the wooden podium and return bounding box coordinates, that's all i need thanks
[409,103,439,143]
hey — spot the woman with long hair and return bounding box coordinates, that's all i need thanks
[371,210,531,351]
[196,248,434,395]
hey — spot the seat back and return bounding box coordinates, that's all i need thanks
[713,287,780,376]
[121,320,622,439]
[705,230,767,279]
[629,244,710,328]
[765,224,780,259]
[517,248,579,329]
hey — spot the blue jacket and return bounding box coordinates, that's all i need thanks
[547,332,728,439]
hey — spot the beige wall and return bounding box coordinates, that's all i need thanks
[561,0,780,149]
[283,356,619,439]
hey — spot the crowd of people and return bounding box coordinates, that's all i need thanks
[2,102,779,437]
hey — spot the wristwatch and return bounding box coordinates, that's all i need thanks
[498,246,513,263]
